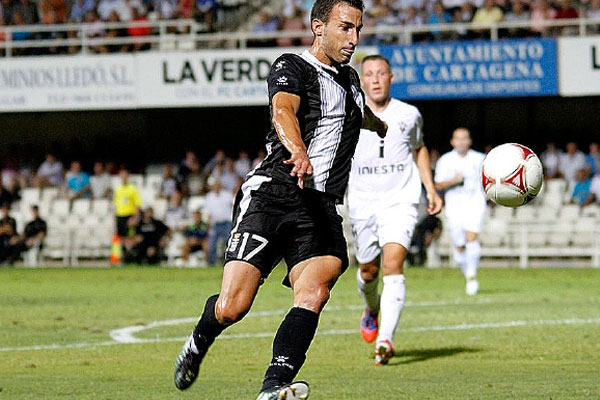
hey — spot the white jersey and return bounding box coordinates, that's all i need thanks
[348,99,424,219]
[434,149,487,217]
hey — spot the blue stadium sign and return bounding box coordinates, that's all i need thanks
[379,39,558,100]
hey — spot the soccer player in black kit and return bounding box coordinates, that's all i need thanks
[173,0,386,398]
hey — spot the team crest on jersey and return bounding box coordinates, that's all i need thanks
[228,232,241,252]
[276,76,288,85]
[274,60,285,71]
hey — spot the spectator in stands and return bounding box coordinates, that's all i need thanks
[559,142,587,183]
[585,173,600,205]
[0,204,16,262]
[178,150,198,183]
[0,176,15,207]
[126,6,152,52]
[155,0,178,20]
[164,190,187,231]
[97,0,121,20]
[175,0,193,19]
[11,12,32,56]
[105,10,128,52]
[1,0,14,24]
[530,0,556,36]
[65,160,91,200]
[569,169,592,205]
[472,0,504,37]
[42,0,66,23]
[91,161,112,199]
[203,180,233,265]
[585,142,600,176]
[252,148,266,169]
[402,6,425,27]
[13,0,38,25]
[182,209,209,264]
[540,142,562,179]
[69,0,95,22]
[204,148,225,175]
[233,150,251,179]
[186,161,206,196]
[555,0,578,35]
[0,17,7,56]
[503,0,531,37]
[219,157,242,193]
[83,10,108,53]
[451,2,474,39]
[428,1,452,40]
[129,207,170,264]
[374,4,399,43]
[6,205,47,265]
[194,0,217,32]
[159,164,179,199]
[249,9,279,47]
[276,8,311,47]
[588,0,600,33]
[114,168,142,242]
[34,153,64,188]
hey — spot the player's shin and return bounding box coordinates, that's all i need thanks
[191,294,228,353]
[357,268,380,315]
[453,247,468,277]
[261,307,319,392]
[465,241,481,280]
[377,274,406,343]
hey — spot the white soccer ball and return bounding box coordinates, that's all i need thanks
[481,143,544,208]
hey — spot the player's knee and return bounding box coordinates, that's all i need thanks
[360,262,379,282]
[215,296,251,324]
[293,284,331,313]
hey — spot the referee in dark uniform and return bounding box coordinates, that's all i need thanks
[174,0,386,398]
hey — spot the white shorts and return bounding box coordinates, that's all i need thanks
[350,203,419,264]
[446,209,485,248]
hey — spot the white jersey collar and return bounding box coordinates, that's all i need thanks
[301,50,339,74]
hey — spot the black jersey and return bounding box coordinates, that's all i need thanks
[251,50,365,201]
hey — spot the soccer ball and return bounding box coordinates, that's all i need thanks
[481,143,544,208]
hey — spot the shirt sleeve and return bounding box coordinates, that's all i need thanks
[409,110,424,150]
[267,54,305,99]
[434,156,448,183]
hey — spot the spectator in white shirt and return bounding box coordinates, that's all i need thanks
[91,161,112,199]
[540,142,562,179]
[34,153,64,188]
[558,142,587,183]
[203,180,234,265]
[234,150,252,178]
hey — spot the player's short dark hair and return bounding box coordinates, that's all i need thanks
[310,0,364,24]
[361,54,391,69]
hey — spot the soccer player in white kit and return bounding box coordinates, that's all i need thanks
[434,128,487,296]
[348,55,443,365]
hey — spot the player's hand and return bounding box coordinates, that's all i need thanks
[426,190,443,216]
[283,150,313,189]
[453,173,464,186]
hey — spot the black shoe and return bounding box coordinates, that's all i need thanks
[255,381,310,400]
[173,334,211,390]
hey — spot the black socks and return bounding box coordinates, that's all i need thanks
[261,307,319,391]
[193,294,228,350]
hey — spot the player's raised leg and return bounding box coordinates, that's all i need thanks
[174,260,261,390]
[256,256,342,400]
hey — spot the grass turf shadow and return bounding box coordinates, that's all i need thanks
[387,346,481,366]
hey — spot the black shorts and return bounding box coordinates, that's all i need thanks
[224,176,349,286]
[116,216,132,237]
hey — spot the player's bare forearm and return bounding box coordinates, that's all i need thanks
[272,92,313,188]
[415,146,443,215]
[362,106,387,138]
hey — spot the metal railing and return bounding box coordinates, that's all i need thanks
[0,17,599,57]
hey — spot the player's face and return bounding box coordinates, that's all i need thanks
[361,59,393,104]
[450,129,472,154]
[321,3,363,65]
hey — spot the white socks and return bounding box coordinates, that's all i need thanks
[377,274,406,343]
[357,268,380,315]
[453,247,467,277]
[465,241,481,280]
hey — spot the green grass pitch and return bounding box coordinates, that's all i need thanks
[1,266,599,399]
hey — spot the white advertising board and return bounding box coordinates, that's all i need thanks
[558,36,600,96]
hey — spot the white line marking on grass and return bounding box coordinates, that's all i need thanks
[109,299,492,343]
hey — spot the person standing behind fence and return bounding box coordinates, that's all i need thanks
[203,180,233,265]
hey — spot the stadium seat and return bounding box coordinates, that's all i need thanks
[21,188,40,206]
[152,198,168,220]
[544,179,567,195]
[144,174,163,193]
[571,219,597,247]
[493,206,514,220]
[581,204,600,218]
[559,204,581,220]
[40,187,59,203]
[51,199,71,216]
[92,199,112,216]
[129,174,144,189]
[72,198,91,216]
[515,206,537,222]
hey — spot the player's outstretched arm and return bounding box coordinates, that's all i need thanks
[362,105,387,138]
[434,173,464,191]
[272,91,314,189]
[414,146,443,215]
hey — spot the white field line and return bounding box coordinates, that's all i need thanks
[2,298,598,352]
